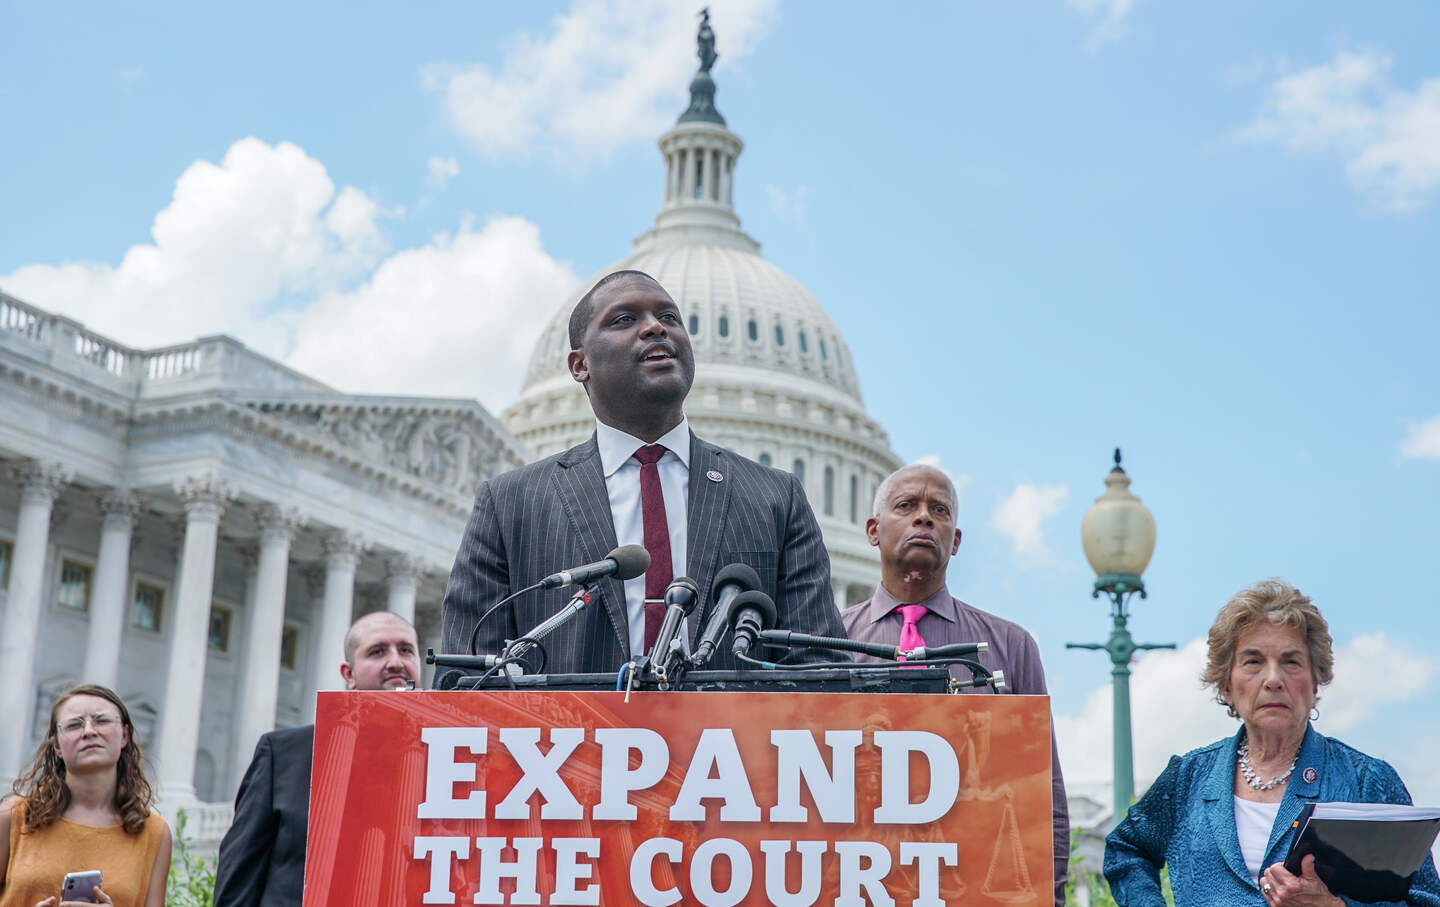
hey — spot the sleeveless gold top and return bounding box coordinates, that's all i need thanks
[2,799,167,907]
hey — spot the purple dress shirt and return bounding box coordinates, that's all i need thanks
[842,582,1070,907]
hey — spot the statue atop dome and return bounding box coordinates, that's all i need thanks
[697,7,717,73]
[679,8,726,125]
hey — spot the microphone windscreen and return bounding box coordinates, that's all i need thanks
[712,562,762,595]
[608,544,651,581]
[731,589,778,624]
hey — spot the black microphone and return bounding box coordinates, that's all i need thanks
[539,545,650,590]
[690,563,763,666]
[730,589,778,659]
[647,576,699,679]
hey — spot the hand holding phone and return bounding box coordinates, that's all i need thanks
[59,870,103,904]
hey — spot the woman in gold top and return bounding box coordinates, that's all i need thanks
[1,684,171,907]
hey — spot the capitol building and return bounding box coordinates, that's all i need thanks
[0,30,900,846]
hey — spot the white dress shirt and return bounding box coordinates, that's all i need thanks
[595,417,690,657]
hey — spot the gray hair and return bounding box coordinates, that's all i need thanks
[872,464,959,519]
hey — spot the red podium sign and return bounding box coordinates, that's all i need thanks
[304,690,1052,906]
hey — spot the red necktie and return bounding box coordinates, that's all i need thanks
[896,604,929,660]
[634,444,673,653]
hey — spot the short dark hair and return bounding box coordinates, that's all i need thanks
[568,270,660,349]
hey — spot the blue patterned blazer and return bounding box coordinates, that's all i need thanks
[439,431,843,676]
[1104,725,1440,906]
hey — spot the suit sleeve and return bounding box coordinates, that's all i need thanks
[441,482,518,665]
[1104,755,1181,907]
[214,735,278,907]
[1007,630,1071,907]
[774,471,846,664]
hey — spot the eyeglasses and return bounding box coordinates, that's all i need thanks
[59,714,122,735]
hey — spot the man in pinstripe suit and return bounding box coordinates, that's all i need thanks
[440,270,845,676]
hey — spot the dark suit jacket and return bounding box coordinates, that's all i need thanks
[440,431,843,674]
[214,725,313,907]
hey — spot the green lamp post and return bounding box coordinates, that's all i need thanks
[1067,449,1173,822]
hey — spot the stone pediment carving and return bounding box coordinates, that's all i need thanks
[245,399,524,496]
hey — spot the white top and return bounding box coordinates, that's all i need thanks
[1234,796,1282,884]
[595,417,691,657]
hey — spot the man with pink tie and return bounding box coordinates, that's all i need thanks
[841,463,1070,907]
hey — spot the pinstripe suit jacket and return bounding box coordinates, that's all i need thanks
[439,431,844,676]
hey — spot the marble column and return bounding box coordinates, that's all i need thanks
[155,475,234,808]
[0,460,72,784]
[307,531,365,720]
[83,490,142,690]
[232,505,303,791]
[700,147,714,201]
[384,554,419,625]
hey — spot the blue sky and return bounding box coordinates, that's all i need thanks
[4,0,1438,813]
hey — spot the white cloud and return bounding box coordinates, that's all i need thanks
[1401,416,1440,460]
[1238,49,1440,211]
[992,482,1069,564]
[1,138,580,414]
[422,0,776,161]
[1323,633,1437,732]
[1056,638,1231,790]
[1066,0,1140,49]
[287,215,578,412]
[0,137,388,354]
[1055,633,1438,796]
[427,156,461,188]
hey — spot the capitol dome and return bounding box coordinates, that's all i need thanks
[504,19,901,605]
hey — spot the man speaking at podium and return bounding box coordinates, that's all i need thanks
[440,270,844,674]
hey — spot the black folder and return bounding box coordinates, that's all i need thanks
[1284,802,1440,903]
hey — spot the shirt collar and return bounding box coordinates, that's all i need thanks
[863,582,958,624]
[596,416,691,478]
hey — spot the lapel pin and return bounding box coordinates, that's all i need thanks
[1302,767,1317,784]
[706,469,723,483]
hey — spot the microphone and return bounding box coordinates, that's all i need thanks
[690,563,763,666]
[730,589,778,659]
[903,641,988,660]
[539,545,650,590]
[506,586,591,661]
[647,576,699,679]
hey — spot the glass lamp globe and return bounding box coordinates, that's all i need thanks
[1081,450,1156,579]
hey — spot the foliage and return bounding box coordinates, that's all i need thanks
[165,810,216,907]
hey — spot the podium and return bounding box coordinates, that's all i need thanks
[302,677,1053,905]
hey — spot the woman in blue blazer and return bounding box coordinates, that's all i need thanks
[1104,580,1440,906]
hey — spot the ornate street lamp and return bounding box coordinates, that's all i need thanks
[1067,449,1173,822]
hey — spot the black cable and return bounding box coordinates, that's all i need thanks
[468,581,544,655]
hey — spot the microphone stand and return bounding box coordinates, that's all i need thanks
[750,630,1004,692]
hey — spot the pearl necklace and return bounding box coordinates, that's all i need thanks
[1237,739,1299,791]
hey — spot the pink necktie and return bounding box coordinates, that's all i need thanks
[633,444,673,653]
[896,604,929,659]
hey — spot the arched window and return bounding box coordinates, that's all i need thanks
[758,452,772,467]
[792,459,805,484]
[820,338,828,360]
[689,314,700,335]
[823,466,835,516]
[799,331,808,353]
[775,324,784,346]
[719,315,729,337]
[849,475,859,524]
[747,319,758,341]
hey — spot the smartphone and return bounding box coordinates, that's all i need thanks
[61,870,102,903]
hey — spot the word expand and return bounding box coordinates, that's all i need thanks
[412,726,967,906]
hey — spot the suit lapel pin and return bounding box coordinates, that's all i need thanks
[706,469,723,483]
[1302,767,1317,784]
